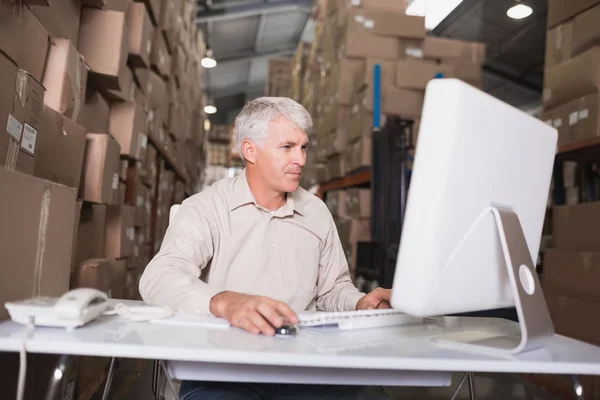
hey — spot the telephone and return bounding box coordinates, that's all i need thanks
[5,288,109,329]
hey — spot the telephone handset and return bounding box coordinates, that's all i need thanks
[5,288,109,329]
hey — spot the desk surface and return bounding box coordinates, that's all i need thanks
[1,304,600,376]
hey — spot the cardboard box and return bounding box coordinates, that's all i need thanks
[347,104,372,144]
[75,203,107,266]
[337,58,365,105]
[110,258,127,298]
[547,0,600,29]
[42,38,87,124]
[344,28,400,60]
[364,12,425,39]
[81,0,106,7]
[103,66,134,102]
[545,21,574,68]
[151,29,172,78]
[34,106,86,192]
[172,44,187,88]
[345,188,371,218]
[325,190,346,218]
[546,293,600,346]
[573,3,600,57]
[72,258,112,293]
[526,374,595,400]
[0,54,44,174]
[364,86,424,119]
[82,89,111,133]
[146,70,167,113]
[105,0,131,11]
[81,133,121,204]
[543,46,600,109]
[547,92,600,145]
[356,0,406,13]
[353,59,396,95]
[325,154,344,181]
[346,133,371,172]
[78,8,129,91]
[105,205,136,258]
[450,62,483,87]
[542,101,571,146]
[423,37,486,64]
[0,2,50,82]
[109,102,148,161]
[553,202,600,252]
[141,0,161,26]
[134,183,149,227]
[544,249,600,302]
[396,59,453,90]
[127,1,154,68]
[0,169,76,320]
[119,159,129,182]
[29,0,81,45]
[144,144,158,190]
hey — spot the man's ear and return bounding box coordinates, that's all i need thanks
[242,139,256,164]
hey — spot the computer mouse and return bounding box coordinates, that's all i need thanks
[274,324,297,336]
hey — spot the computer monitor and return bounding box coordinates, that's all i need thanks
[391,79,558,356]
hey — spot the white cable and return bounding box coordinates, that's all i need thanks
[17,318,35,400]
[103,303,174,322]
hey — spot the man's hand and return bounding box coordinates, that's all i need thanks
[209,291,299,336]
[356,287,392,310]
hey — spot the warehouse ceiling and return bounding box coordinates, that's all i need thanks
[196,0,314,124]
[431,0,547,114]
[197,0,547,123]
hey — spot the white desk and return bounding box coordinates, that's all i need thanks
[1,302,599,398]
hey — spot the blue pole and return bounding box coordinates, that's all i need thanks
[373,64,381,130]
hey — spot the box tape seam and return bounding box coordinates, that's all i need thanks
[34,182,52,297]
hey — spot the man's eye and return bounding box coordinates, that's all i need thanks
[283,145,291,150]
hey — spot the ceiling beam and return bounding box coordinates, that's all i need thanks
[216,46,296,64]
[208,81,266,98]
[482,66,541,95]
[196,0,313,23]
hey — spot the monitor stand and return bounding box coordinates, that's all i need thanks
[434,205,555,357]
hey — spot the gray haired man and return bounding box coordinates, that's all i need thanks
[140,97,392,399]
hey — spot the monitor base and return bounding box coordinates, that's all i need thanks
[434,205,555,357]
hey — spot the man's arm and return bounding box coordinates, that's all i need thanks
[139,199,220,315]
[315,216,366,312]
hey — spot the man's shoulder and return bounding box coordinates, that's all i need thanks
[184,176,237,207]
[294,186,332,219]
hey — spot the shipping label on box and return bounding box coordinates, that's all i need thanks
[0,53,44,175]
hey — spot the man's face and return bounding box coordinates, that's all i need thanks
[251,116,309,193]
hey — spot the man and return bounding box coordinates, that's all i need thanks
[140,97,392,399]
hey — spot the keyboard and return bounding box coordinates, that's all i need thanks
[297,309,423,331]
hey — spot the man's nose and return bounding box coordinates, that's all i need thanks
[293,148,306,166]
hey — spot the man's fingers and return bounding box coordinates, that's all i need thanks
[376,288,392,301]
[257,303,284,328]
[273,301,299,324]
[238,317,260,335]
[376,300,392,309]
[248,311,275,336]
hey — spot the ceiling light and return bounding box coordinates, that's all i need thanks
[507,3,533,19]
[204,105,217,114]
[201,48,217,69]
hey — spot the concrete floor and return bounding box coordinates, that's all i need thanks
[94,358,564,400]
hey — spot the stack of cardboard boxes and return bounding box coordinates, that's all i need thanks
[207,124,232,167]
[542,1,600,148]
[0,0,208,398]
[532,1,600,397]
[295,0,485,282]
[267,57,294,97]
[297,0,485,189]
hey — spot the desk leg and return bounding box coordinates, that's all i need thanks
[101,357,117,400]
[571,375,584,400]
[467,373,476,400]
[45,355,71,400]
[450,373,477,400]
[160,361,181,400]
